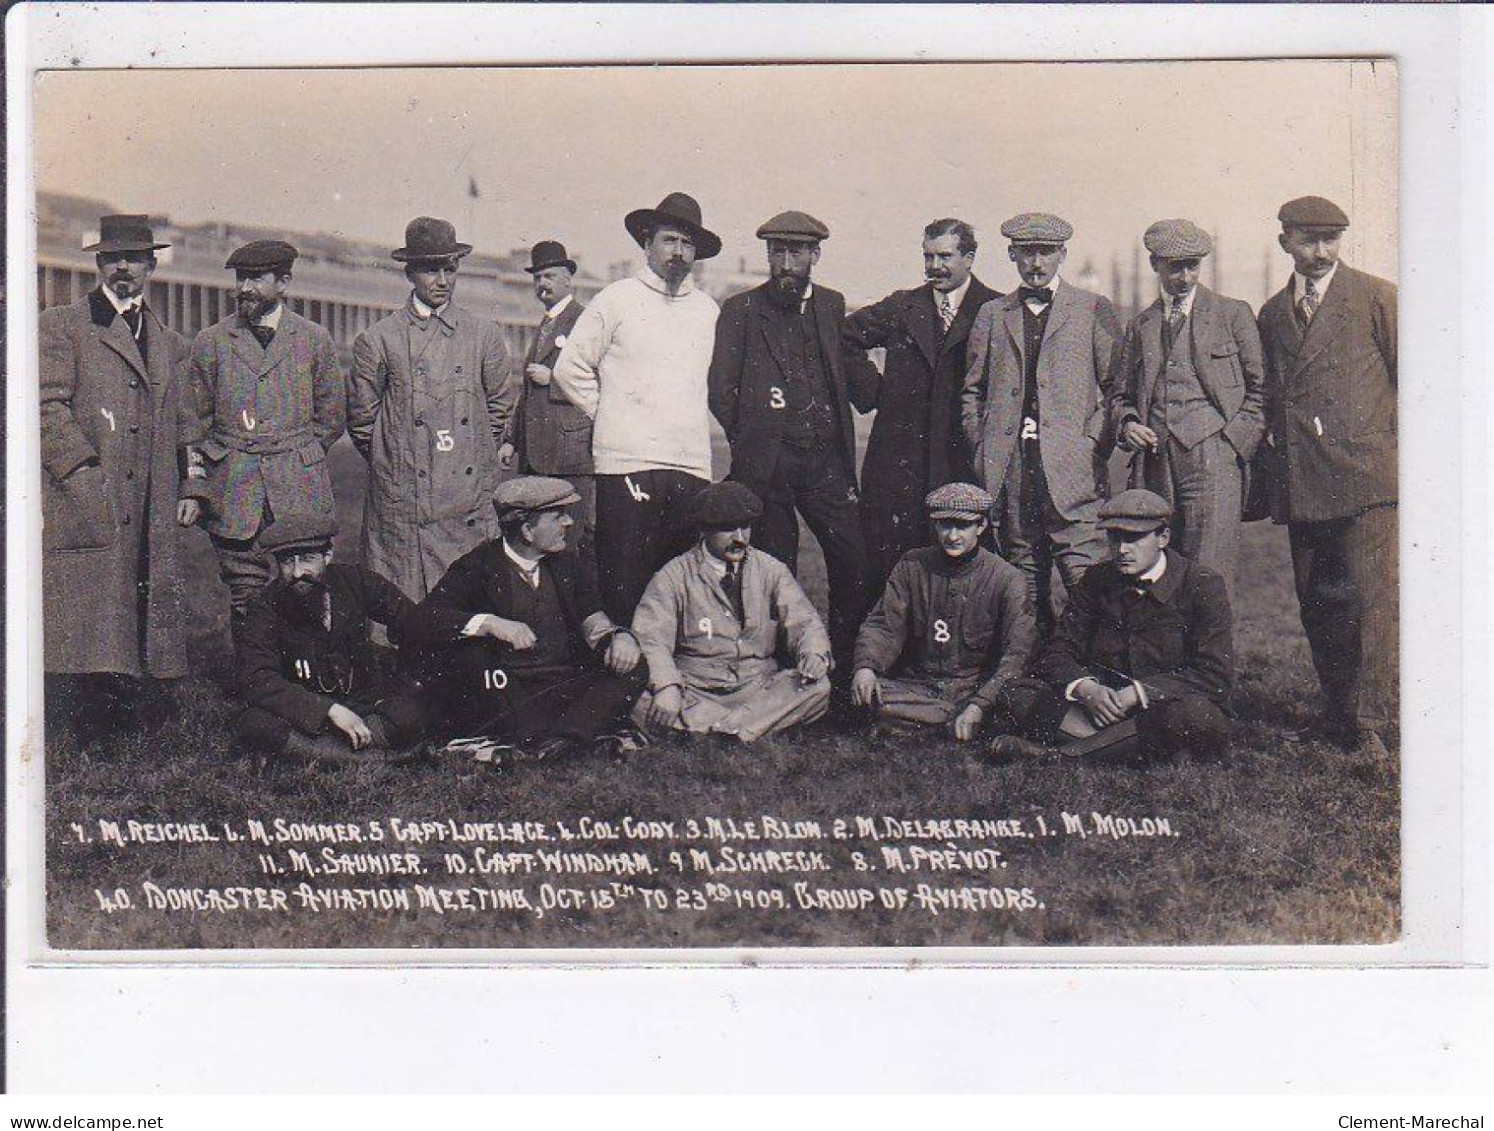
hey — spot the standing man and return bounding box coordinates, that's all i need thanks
[514,240,594,552]
[844,218,1002,593]
[348,217,518,601]
[1256,196,1397,758]
[183,239,345,620]
[553,192,721,624]
[708,210,868,683]
[40,214,196,734]
[962,212,1120,632]
[1111,219,1266,603]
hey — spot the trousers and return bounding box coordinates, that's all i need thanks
[235,680,426,754]
[997,676,1230,762]
[634,669,830,743]
[594,469,708,625]
[998,459,1107,635]
[211,532,274,619]
[1137,431,1243,605]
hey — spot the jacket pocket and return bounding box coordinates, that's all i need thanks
[43,463,119,552]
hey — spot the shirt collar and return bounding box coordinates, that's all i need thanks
[636,265,696,298]
[1161,288,1196,318]
[255,303,284,331]
[694,542,730,579]
[99,286,143,317]
[544,293,574,319]
[1139,551,1168,585]
[939,275,972,314]
[1295,262,1339,301]
[410,292,451,322]
[502,539,543,584]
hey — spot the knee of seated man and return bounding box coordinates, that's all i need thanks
[1149,694,1230,759]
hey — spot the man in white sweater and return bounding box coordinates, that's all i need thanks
[553,192,722,622]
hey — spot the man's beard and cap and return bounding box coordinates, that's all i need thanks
[768,259,812,308]
[226,239,299,322]
[756,211,830,310]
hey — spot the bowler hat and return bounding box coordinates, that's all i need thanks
[225,239,299,274]
[525,240,577,275]
[260,513,336,557]
[83,214,170,254]
[1277,196,1349,230]
[392,217,473,263]
[1098,489,1173,534]
[691,481,763,528]
[1143,219,1213,260]
[624,192,722,261]
[756,210,830,243]
[494,476,581,522]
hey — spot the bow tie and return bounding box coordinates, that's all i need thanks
[1020,286,1054,306]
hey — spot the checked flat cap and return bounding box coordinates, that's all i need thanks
[225,239,298,273]
[1143,219,1213,259]
[691,481,763,528]
[1000,213,1073,245]
[260,513,336,557]
[493,476,581,521]
[756,210,830,243]
[1098,489,1173,533]
[925,482,994,521]
[1277,196,1349,230]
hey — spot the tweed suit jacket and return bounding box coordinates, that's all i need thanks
[516,297,592,476]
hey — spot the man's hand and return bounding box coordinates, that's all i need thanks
[176,498,201,527]
[327,703,372,750]
[604,630,642,674]
[525,363,553,387]
[797,652,830,683]
[497,441,516,470]
[1074,678,1129,727]
[951,703,984,742]
[647,684,684,729]
[475,614,537,650]
[849,667,881,708]
[1120,420,1160,453]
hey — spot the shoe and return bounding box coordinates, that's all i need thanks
[524,735,581,763]
[594,725,650,762]
[987,734,1054,763]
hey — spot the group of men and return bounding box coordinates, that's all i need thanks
[39,187,1397,766]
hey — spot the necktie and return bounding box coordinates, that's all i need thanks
[1164,305,1187,354]
[723,562,745,623]
[250,324,276,350]
[1020,286,1054,307]
[121,306,143,340]
[938,292,955,332]
[1297,280,1319,328]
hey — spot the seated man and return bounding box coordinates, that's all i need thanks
[631,481,832,742]
[406,476,646,763]
[235,514,426,764]
[990,489,1234,763]
[850,483,1036,742]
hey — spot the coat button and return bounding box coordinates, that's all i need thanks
[129,424,140,433]
[460,417,469,425]
[121,514,131,525]
[125,470,134,480]
[465,467,473,475]
[416,418,426,428]
[129,380,139,388]
[467,518,476,527]
[418,470,427,479]
[1010,388,1019,397]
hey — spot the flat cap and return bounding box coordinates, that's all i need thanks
[260,512,336,557]
[1143,218,1213,259]
[756,210,830,243]
[225,239,298,273]
[1277,196,1349,230]
[1098,489,1173,533]
[1000,212,1073,245]
[925,482,994,520]
[493,476,581,521]
[691,481,763,528]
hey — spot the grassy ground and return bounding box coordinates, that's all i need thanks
[44,439,1399,949]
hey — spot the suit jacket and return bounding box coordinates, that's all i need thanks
[40,288,192,677]
[961,282,1121,521]
[1255,264,1397,524]
[708,282,857,493]
[1111,284,1267,464]
[183,308,346,540]
[516,297,591,476]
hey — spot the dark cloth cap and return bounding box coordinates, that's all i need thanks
[225,239,298,273]
[624,192,722,260]
[260,513,336,557]
[756,210,830,243]
[525,240,577,274]
[691,481,763,528]
[924,482,994,520]
[1143,219,1213,259]
[493,476,581,521]
[1098,488,1173,533]
[84,214,169,254]
[392,217,473,263]
[1000,212,1073,245]
[1278,196,1349,230]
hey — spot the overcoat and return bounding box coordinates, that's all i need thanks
[961,282,1121,520]
[515,298,591,476]
[708,282,858,495]
[843,277,1002,553]
[40,288,192,677]
[182,309,345,539]
[349,301,517,601]
[1254,264,1397,524]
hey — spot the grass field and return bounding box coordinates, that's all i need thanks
[43,437,1400,950]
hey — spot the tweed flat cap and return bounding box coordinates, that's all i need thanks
[1000,213,1073,245]
[260,513,336,557]
[1143,219,1213,259]
[1098,489,1173,533]
[925,482,994,520]
[756,210,830,243]
[691,481,763,528]
[225,240,298,273]
[493,476,581,521]
[1277,196,1349,230]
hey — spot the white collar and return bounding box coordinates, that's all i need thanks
[1161,288,1196,318]
[252,303,284,331]
[1295,262,1339,301]
[1021,276,1062,306]
[100,286,143,317]
[637,265,696,298]
[543,293,574,319]
[502,539,543,585]
[1138,551,1168,585]
[936,275,972,314]
[411,293,450,321]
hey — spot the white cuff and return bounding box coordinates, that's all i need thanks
[1065,677,1096,701]
[460,614,489,638]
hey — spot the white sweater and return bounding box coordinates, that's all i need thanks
[552,267,719,478]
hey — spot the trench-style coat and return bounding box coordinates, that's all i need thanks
[182,309,345,540]
[515,298,591,476]
[40,289,192,677]
[349,301,518,601]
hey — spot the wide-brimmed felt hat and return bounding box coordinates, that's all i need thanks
[525,240,577,275]
[624,192,721,261]
[84,214,170,254]
[392,217,473,263]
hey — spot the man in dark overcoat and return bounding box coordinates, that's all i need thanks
[707,209,869,683]
[40,214,197,734]
[843,218,1001,593]
[1255,196,1397,759]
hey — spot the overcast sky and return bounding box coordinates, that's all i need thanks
[35,61,1396,306]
